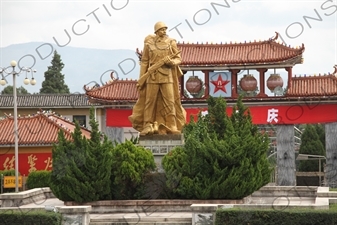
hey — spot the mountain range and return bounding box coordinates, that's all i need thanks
[0,42,140,94]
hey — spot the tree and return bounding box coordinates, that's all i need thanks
[50,107,113,202]
[283,85,288,95]
[237,85,259,97]
[40,50,70,94]
[314,123,325,150]
[298,124,325,172]
[1,85,30,95]
[162,95,271,199]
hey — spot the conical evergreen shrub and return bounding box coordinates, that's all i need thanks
[50,107,113,203]
[162,95,271,199]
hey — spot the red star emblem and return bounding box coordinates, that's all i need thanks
[210,74,230,93]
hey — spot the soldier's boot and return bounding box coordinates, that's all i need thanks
[140,123,154,136]
[153,121,159,134]
[166,115,181,134]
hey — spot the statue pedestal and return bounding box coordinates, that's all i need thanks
[139,134,184,172]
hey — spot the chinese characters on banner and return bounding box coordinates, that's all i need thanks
[267,108,279,123]
[3,156,15,170]
[189,105,337,125]
[0,153,52,175]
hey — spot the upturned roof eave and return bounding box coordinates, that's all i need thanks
[87,97,138,105]
[0,105,102,109]
[0,143,55,147]
[85,94,337,107]
[180,56,303,70]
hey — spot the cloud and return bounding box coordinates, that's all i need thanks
[0,0,336,81]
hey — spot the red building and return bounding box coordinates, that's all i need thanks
[0,111,91,175]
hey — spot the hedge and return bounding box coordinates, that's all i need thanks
[215,208,337,225]
[0,210,62,225]
[26,170,51,189]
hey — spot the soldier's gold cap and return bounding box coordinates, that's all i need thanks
[154,21,167,33]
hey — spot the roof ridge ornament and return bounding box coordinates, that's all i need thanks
[271,32,279,41]
[333,65,337,75]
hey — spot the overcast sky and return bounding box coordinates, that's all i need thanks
[1,0,336,77]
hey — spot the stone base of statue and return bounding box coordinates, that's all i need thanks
[138,134,184,172]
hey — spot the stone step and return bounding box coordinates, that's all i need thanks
[251,186,318,198]
[91,217,191,223]
[90,222,191,225]
[90,218,191,225]
[89,213,192,225]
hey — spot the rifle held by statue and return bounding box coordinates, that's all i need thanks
[137,50,181,90]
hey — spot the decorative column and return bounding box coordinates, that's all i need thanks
[229,69,240,98]
[285,67,292,90]
[277,125,296,186]
[180,72,185,98]
[256,68,268,97]
[202,70,210,98]
[325,122,337,187]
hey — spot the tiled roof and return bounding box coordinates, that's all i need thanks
[136,32,304,66]
[85,79,139,101]
[0,111,91,146]
[287,66,337,96]
[0,93,98,108]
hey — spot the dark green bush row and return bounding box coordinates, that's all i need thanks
[0,210,62,225]
[215,208,337,225]
[25,171,175,200]
[0,169,17,176]
[50,107,157,203]
[26,170,51,189]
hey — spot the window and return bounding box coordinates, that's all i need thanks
[73,115,86,127]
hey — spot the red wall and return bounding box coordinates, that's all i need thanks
[0,153,52,176]
[106,103,337,127]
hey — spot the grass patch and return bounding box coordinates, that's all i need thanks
[330,188,337,192]
[330,204,337,211]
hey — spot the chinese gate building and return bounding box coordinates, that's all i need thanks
[85,32,337,187]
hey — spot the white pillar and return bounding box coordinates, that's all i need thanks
[277,125,296,186]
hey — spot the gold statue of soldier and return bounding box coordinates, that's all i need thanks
[128,21,186,136]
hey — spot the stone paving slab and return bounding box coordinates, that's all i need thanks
[89,212,192,225]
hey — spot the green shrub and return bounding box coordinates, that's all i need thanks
[110,141,156,200]
[0,210,62,225]
[0,169,17,176]
[215,208,337,225]
[26,170,51,189]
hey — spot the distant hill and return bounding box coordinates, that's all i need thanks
[0,42,140,94]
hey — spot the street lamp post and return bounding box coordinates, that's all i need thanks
[0,61,36,193]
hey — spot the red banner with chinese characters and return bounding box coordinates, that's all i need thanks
[0,153,52,176]
[106,103,337,126]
